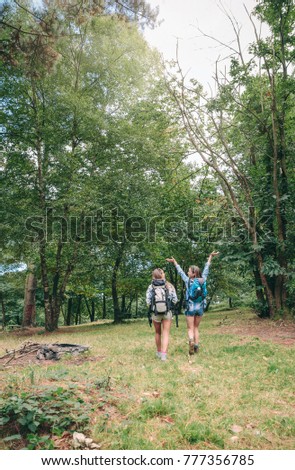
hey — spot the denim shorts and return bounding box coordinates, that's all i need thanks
[185,310,204,317]
[185,299,205,317]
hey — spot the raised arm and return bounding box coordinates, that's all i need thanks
[166,257,189,284]
[202,251,219,281]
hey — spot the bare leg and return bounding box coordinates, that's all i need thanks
[153,320,162,352]
[161,319,172,353]
[186,315,195,342]
[186,316,195,355]
[193,315,203,345]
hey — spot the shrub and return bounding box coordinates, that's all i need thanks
[0,386,90,449]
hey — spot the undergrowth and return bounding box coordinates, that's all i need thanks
[0,309,294,450]
[0,386,90,449]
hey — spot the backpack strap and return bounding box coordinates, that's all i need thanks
[164,282,171,310]
[150,285,156,311]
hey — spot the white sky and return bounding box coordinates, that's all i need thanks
[144,0,262,89]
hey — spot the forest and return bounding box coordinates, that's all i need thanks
[1,0,295,331]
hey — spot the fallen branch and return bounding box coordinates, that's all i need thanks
[0,341,89,364]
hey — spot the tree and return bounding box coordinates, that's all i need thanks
[22,264,37,327]
[168,0,295,318]
[2,1,194,329]
[1,2,160,330]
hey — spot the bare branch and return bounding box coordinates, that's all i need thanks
[218,2,246,66]
[0,20,52,37]
[165,77,252,233]
[197,26,240,57]
[12,0,49,27]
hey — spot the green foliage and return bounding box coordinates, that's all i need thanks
[1,0,188,329]
[168,0,295,318]
[262,257,287,277]
[26,434,55,451]
[0,386,90,449]
[0,271,26,327]
[94,371,112,390]
[250,299,270,318]
[2,0,295,327]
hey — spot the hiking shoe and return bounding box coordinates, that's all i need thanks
[189,341,195,356]
[194,344,199,354]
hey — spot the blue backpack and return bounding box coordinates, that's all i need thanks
[188,278,207,302]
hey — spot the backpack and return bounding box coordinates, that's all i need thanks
[151,280,169,314]
[188,278,207,302]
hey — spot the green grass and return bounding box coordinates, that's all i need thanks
[0,309,294,450]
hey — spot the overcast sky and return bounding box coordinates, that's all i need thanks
[144,0,262,89]
[31,0,264,90]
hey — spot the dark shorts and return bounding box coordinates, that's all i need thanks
[185,299,205,317]
[185,309,204,317]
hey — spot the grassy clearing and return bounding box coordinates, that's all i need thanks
[0,309,294,450]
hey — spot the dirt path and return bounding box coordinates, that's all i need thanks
[214,315,295,346]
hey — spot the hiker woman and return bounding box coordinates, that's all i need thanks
[166,252,219,356]
[146,268,178,361]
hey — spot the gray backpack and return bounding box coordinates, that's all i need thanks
[151,280,169,314]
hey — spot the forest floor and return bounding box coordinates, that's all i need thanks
[0,308,294,451]
[1,312,294,369]
[210,311,295,347]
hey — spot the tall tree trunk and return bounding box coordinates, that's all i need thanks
[33,68,78,331]
[48,242,78,331]
[121,294,126,318]
[112,246,124,323]
[1,292,5,329]
[91,299,95,322]
[22,267,37,327]
[135,293,138,317]
[274,273,286,314]
[40,237,55,331]
[124,296,133,317]
[102,293,106,319]
[112,269,121,323]
[32,75,54,331]
[127,296,133,315]
[269,51,288,316]
[60,302,66,325]
[205,299,211,312]
[253,267,265,303]
[84,296,94,322]
[66,297,72,326]
[75,295,82,325]
[256,252,275,318]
